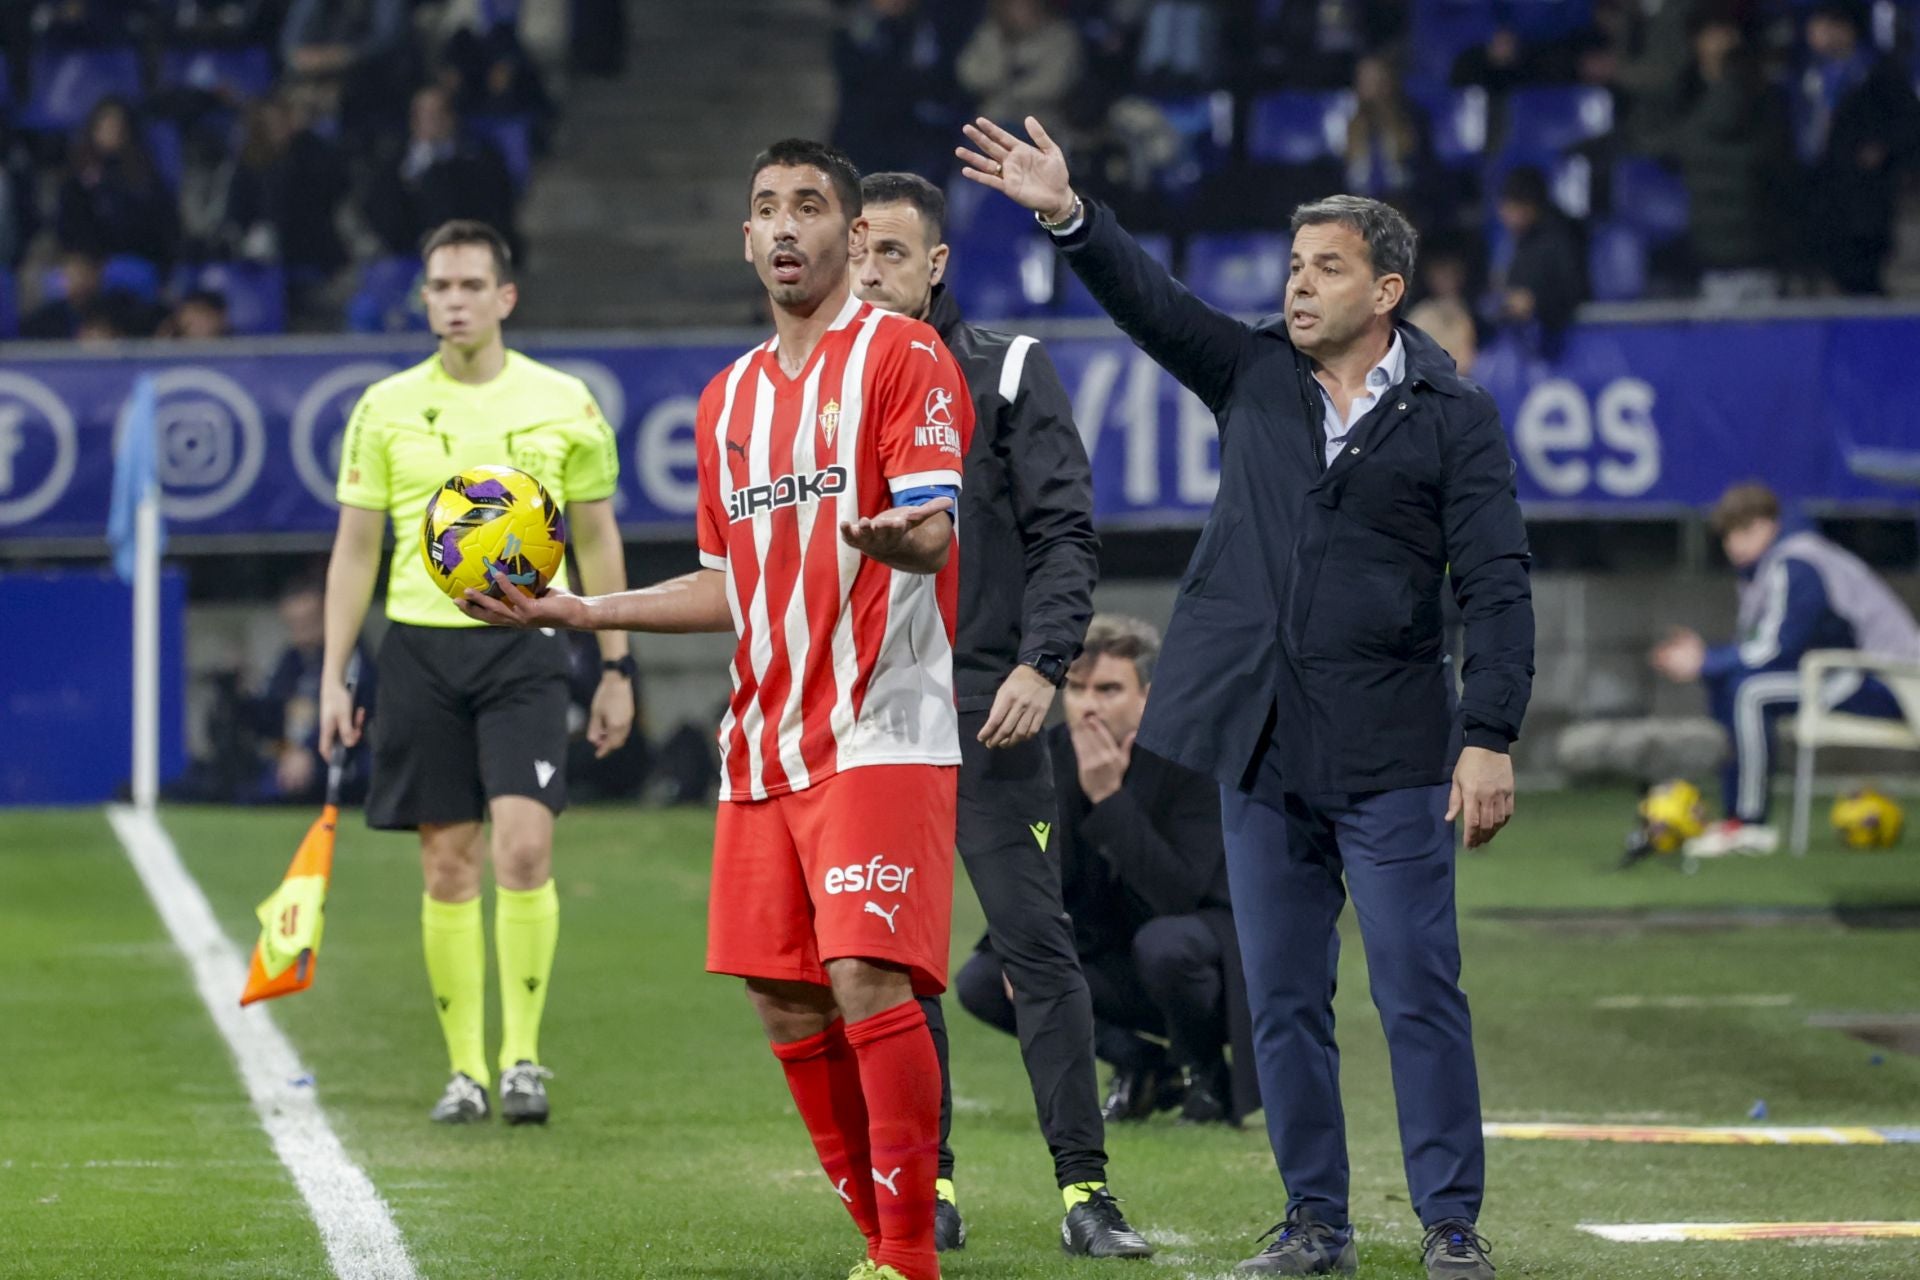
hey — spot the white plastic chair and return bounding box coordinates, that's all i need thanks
[1789,650,1920,854]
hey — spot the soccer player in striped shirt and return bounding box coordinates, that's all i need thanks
[461,138,972,1280]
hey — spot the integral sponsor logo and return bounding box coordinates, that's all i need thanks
[923,386,955,428]
[145,368,267,521]
[914,422,962,455]
[292,362,400,505]
[822,856,916,895]
[727,465,848,523]
[0,371,80,528]
[817,398,841,448]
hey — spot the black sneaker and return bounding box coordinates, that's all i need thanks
[1422,1219,1495,1279]
[429,1072,489,1124]
[1061,1187,1155,1258]
[1235,1215,1356,1274]
[1101,1064,1183,1122]
[934,1197,967,1252]
[1176,1063,1240,1127]
[499,1060,551,1126]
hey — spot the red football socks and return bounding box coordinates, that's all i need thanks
[844,1000,941,1280]
[771,1021,882,1255]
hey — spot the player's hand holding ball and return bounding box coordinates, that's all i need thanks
[957,115,1077,225]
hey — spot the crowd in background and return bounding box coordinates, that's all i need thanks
[0,0,618,341]
[832,0,1920,342]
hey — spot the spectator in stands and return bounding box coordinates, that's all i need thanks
[1344,54,1432,224]
[1658,10,1788,305]
[1131,0,1226,89]
[1408,296,1477,376]
[1491,165,1585,339]
[1451,24,1528,96]
[830,0,967,179]
[158,288,230,338]
[363,86,521,263]
[20,249,104,339]
[281,0,414,144]
[957,0,1084,128]
[220,92,349,278]
[1416,234,1478,306]
[1259,0,1407,90]
[54,97,179,267]
[1796,0,1920,295]
[954,615,1258,1129]
[160,0,280,43]
[1651,482,1920,855]
[439,10,557,149]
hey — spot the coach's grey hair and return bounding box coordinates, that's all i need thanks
[1289,195,1418,287]
[1077,614,1162,686]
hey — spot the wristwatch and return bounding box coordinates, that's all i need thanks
[1021,652,1069,687]
[601,655,637,680]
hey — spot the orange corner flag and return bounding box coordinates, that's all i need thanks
[240,804,338,1006]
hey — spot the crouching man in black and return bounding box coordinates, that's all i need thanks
[955,614,1257,1125]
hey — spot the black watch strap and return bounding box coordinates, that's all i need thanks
[1022,652,1069,687]
[602,655,637,679]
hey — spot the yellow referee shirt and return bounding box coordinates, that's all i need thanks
[337,351,620,628]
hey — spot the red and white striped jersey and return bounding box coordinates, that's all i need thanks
[695,295,975,801]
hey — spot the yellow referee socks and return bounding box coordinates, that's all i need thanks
[421,895,489,1089]
[496,880,559,1071]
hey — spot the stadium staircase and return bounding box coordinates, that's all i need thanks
[515,0,837,332]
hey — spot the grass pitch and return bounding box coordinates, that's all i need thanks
[2,790,1917,1278]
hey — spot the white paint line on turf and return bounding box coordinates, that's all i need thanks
[1593,993,1794,1010]
[108,805,418,1280]
[1580,1222,1920,1243]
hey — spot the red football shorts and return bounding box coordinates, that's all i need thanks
[706,764,957,996]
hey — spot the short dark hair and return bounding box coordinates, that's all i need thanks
[1808,0,1864,31]
[1498,166,1549,210]
[420,219,514,283]
[1077,614,1162,686]
[179,288,227,313]
[749,138,862,219]
[1289,194,1418,284]
[1710,482,1781,537]
[860,172,946,242]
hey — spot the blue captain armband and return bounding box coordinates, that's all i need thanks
[892,484,959,511]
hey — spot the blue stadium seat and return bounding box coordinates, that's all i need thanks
[1055,233,1173,318]
[1142,92,1234,198]
[158,46,276,103]
[346,256,429,334]
[103,255,162,301]
[1487,151,1595,219]
[1498,86,1613,163]
[1587,220,1647,301]
[948,228,1055,321]
[174,261,286,334]
[145,120,184,190]
[1247,91,1354,165]
[21,47,143,132]
[469,114,533,192]
[1410,85,1490,169]
[1610,155,1689,245]
[0,269,16,340]
[1506,0,1593,43]
[1407,1,1499,94]
[1183,232,1290,313]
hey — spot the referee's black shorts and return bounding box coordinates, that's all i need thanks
[365,623,570,831]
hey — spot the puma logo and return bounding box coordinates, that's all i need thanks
[436,996,451,1012]
[833,1177,853,1204]
[1029,821,1052,851]
[872,1167,904,1196]
[524,977,540,993]
[423,407,440,424]
[863,901,901,933]
[909,338,939,362]
[726,437,748,460]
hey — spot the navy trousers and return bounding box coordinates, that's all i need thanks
[1220,778,1483,1229]
[1705,668,1902,823]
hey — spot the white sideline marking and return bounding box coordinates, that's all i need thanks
[108,806,417,1280]
[1580,1222,1920,1243]
[1594,994,1794,1010]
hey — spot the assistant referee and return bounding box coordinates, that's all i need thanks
[318,219,634,1126]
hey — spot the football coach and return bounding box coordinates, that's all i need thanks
[958,117,1533,1280]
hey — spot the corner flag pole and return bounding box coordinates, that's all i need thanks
[111,374,163,814]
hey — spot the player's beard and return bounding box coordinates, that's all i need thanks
[763,245,843,312]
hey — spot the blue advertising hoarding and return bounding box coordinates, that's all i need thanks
[1,313,1916,546]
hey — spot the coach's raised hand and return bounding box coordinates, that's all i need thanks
[840,496,954,574]
[957,116,1076,225]
[460,570,590,630]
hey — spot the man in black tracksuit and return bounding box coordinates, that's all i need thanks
[853,171,1153,1262]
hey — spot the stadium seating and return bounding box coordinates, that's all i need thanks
[146,120,185,191]
[38,255,162,303]
[469,114,534,193]
[1055,233,1173,318]
[1247,91,1355,166]
[1586,220,1648,302]
[0,269,16,340]
[1139,92,1234,199]
[173,261,287,335]
[1496,85,1613,164]
[1609,155,1690,245]
[21,46,143,132]
[346,256,430,334]
[1183,231,1290,313]
[1411,85,1491,169]
[157,46,276,104]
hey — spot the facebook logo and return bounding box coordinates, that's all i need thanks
[0,405,25,494]
[0,372,80,529]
